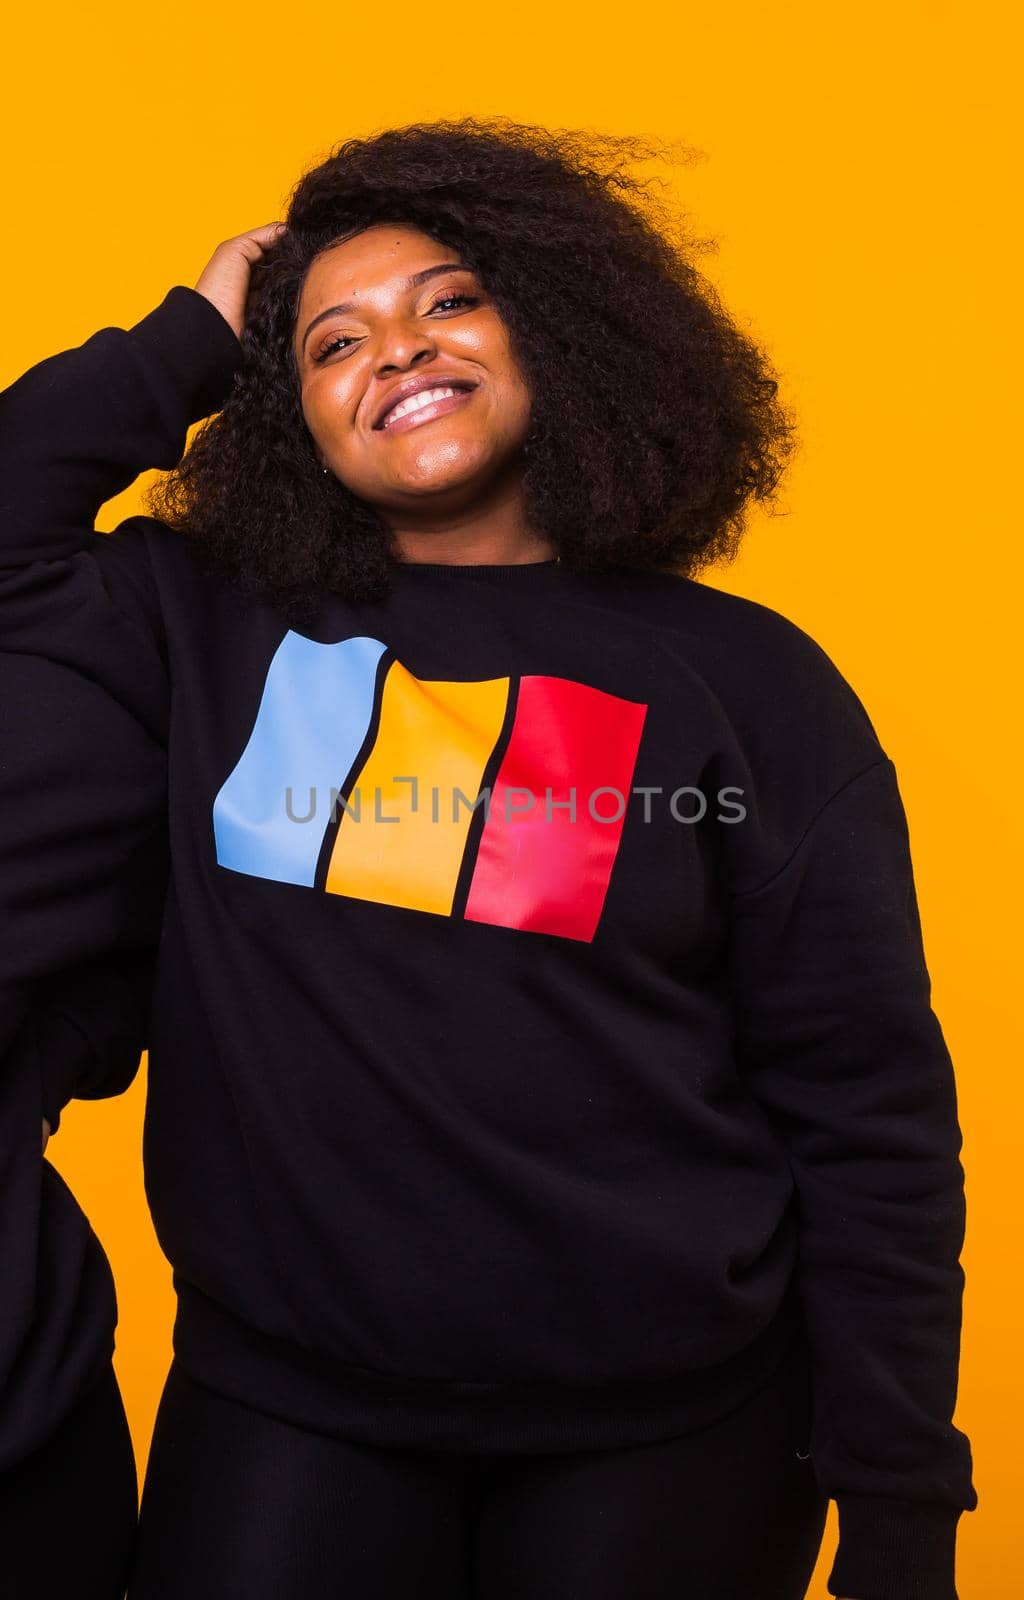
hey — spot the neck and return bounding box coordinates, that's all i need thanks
[381,471,556,566]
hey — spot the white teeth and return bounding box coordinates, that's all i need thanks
[382,386,460,427]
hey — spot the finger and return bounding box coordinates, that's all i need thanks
[242,221,288,249]
[231,224,288,267]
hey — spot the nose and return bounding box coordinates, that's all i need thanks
[373,319,438,376]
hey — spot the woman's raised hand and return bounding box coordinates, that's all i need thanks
[194,223,288,343]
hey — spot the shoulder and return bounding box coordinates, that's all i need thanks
[595,569,881,743]
[597,569,890,820]
[622,568,855,677]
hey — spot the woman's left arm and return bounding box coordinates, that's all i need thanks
[726,755,978,1600]
[35,945,158,1143]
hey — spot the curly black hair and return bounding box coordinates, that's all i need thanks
[146,116,796,630]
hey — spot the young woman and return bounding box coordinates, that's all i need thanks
[0,118,976,1599]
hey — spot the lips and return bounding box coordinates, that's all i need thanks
[372,375,477,430]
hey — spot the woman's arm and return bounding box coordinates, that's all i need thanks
[0,281,243,566]
[0,227,276,1472]
[0,240,272,1056]
[36,946,158,1145]
[726,755,978,1600]
[0,223,281,567]
[0,648,169,1060]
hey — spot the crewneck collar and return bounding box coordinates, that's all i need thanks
[385,556,564,583]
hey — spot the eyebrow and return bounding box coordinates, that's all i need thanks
[299,262,472,353]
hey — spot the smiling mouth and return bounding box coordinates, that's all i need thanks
[376,384,478,434]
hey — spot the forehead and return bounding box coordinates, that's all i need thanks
[298,224,457,307]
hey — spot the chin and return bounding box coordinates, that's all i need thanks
[386,450,501,498]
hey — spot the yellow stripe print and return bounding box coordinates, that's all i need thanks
[325,661,510,915]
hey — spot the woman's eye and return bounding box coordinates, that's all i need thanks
[311,295,478,365]
[312,333,354,364]
[429,293,478,313]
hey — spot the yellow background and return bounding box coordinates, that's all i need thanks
[4,1,1017,1590]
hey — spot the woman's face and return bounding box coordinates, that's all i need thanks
[291,224,533,518]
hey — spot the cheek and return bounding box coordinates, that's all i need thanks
[301,373,356,447]
[489,346,532,436]
[496,374,533,445]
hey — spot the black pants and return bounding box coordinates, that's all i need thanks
[127,1337,828,1600]
[0,1363,138,1600]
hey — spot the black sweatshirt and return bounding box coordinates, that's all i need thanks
[0,286,978,1599]
[0,613,164,1470]
[0,945,154,1469]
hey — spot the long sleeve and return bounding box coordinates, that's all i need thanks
[0,284,243,564]
[0,288,239,1468]
[0,285,243,747]
[0,649,166,1460]
[724,755,978,1600]
[0,647,168,1062]
[0,934,157,1469]
[0,285,243,1055]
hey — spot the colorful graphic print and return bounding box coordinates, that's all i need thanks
[213,632,648,943]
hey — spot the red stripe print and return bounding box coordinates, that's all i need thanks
[464,675,647,942]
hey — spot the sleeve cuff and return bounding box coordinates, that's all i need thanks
[129,284,244,423]
[828,1493,971,1600]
